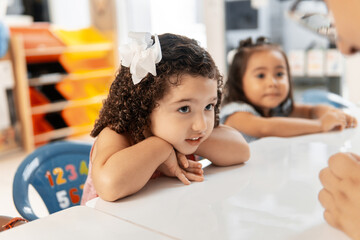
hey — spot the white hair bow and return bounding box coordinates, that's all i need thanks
[119,32,162,85]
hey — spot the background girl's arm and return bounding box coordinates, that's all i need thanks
[194,124,250,166]
[291,103,357,127]
[224,109,347,138]
[91,127,178,201]
[290,103,335,118]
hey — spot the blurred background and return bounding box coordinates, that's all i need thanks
[1,0,360,160]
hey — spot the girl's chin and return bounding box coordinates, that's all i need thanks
[174,147,198,156]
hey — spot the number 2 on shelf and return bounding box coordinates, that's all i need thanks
[53,167,67,185]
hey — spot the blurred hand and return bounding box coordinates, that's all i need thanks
[320,111,347,132]
[319,152,360,240]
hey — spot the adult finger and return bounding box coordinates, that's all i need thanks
[329,152,360,182]
[319,168,341,192]
[324,210,342,231]
[318,188,338,214]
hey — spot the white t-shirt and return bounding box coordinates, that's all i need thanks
[220,102,261,143]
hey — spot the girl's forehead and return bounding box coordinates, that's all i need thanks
[163,74,217,99]
[247,49,286,65]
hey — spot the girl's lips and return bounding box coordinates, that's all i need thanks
[264,93,280,97]
[185,137,202,146]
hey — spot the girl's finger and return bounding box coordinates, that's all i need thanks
[183,171,204,182]
[177,152,189,168]
[184,167,203,175]
[353,117,358,127]
[187,160,202,169]
[176,171,191,185]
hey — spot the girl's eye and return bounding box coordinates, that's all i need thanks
[178,106,190,113]
[256,73,265,79]
[205,104,215,111]
[276,72,285,77]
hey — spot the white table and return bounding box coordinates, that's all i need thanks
[88,114,360,239]
[0,206,175,240]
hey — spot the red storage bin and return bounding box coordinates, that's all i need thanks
[10,23,65,63]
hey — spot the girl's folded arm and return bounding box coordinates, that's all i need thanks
[225,111,323,138]
[194,124,250,166]
[91,128,172,201]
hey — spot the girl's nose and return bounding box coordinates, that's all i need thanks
[192,113,207,133]
[267,77,277,87]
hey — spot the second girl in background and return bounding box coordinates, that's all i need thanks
[221,37,357,143]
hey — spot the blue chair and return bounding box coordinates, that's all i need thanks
[12,141,92,221]
[302,89,356,109]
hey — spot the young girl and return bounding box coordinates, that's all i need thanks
[221,37,357,143]
[81,33,250,204]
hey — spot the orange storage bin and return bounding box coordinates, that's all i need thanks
[53,27,112,60]
[59,54,113,74]
[10,23,65,63]
[56,76,111,100]
[62,103,102,127]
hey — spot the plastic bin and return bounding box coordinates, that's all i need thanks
[56,76,111,100]
[61,103,102,127]
[59,54,113,74]
[53,27,112,60]
[10,23,65,63]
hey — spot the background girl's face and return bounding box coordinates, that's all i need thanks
[150,74,218,155]
[242,50,290,115]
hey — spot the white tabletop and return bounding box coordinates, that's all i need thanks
[0,206,175,240]
[89,111,360,239]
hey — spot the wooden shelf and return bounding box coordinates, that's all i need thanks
[28,69,114,86]
[24,42,114,57]
[34,125,94,144]
[8,0,119,152]
[31,95,106,115]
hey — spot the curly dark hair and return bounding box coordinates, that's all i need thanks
[91,33,223,143]
[223,36,294,117]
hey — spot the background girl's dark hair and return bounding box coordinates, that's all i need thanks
[223,36,294,117]
[91,33,223,143]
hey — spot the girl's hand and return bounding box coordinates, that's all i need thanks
[157,149,204,185]
[344,112,357,128]
[320,111,347,132]
[177,152,204,176]
[329,109,357,129]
